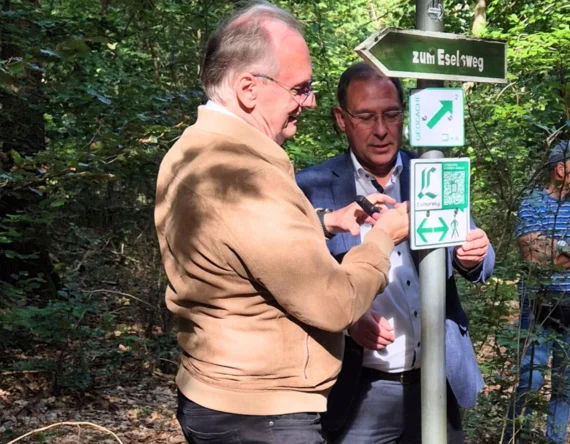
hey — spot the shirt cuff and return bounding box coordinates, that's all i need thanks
[453,252,482,273]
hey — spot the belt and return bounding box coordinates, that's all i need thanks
[361,366,421,385]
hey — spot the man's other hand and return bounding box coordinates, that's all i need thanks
[324,193,396,236]
[455,228,490,269]
[372,202,409,245]
[349,310,395,350]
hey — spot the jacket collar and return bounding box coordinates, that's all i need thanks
[194,106,293,176]
[400,150,412,202]
[331,151,360,250]
[350,151,404,183]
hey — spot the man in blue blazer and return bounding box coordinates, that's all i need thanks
[296,63,495,443]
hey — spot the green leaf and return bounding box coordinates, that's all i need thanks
[15,252,39,260]
[7,62,25,74]
[27,63,45,72]
[58,38,90,57]
[10,150,23,166]
[39,48,62,58]
[0,71,14,86]
[50,199,65,208]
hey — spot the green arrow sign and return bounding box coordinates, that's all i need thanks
[427,100,452,129]
[417,217,449,243]
[356,28,507,83]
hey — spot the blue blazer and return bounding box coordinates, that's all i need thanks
[296,149,495,420]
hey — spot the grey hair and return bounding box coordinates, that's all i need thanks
[201,1,302,102]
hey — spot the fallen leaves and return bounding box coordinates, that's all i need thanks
[0,377,185,443]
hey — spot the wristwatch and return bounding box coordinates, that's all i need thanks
[557,239,570,256]
[316,208,335,240]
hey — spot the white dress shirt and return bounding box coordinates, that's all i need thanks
[351,151,422,372]
[204,100,244,121]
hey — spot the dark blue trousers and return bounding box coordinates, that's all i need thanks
[505,291,570,444]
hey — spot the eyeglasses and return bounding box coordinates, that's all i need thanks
[343,108,404,128]
[253,73,313,105]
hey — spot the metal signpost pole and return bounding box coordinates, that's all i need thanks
[356,2,506,442]
[416,1,447,443]
[354,0,507,438]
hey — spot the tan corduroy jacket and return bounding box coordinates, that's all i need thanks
[155,107,394,416]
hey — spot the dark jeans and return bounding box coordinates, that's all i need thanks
[329,373,464,444]
[176,390,325,444]
[505,292,570,444]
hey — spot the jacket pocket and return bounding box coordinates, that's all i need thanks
[272,412,321,426]
[181,426,242,444]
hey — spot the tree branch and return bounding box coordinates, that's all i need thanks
[7,421,124,444]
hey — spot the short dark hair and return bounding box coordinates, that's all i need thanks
[337,62,404,109]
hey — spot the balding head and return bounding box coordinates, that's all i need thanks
[201,1,302,102]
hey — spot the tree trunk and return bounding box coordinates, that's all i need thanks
[472,0,486,36]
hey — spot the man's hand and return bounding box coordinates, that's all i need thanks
[349,310,395,350]
[455,228,490,269]
[324,193,396,236]
[371,202,410,245]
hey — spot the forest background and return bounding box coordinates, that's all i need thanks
[1,0,569,442]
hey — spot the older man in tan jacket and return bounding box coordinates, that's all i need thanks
[154,2,409,443]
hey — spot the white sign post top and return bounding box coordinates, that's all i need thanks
[409,88,465,148]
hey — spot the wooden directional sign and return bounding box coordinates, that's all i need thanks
[356,28,507,83]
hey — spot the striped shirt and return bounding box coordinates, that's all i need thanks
[516,189,570,292]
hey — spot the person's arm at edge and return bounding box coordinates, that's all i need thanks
[518,232,570,268]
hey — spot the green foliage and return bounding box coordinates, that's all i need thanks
[1,0,186,392]
[1,0,569,441]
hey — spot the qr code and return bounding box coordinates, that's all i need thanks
[443,171,466,207]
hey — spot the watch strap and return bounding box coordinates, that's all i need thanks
[558,240,570,256]
[316,208,335,240]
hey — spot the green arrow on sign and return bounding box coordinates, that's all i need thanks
[417,217,449,243]
[427,100,453,129]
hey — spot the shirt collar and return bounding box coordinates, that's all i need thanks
[350,150,403,181]
[204,100,245,122]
